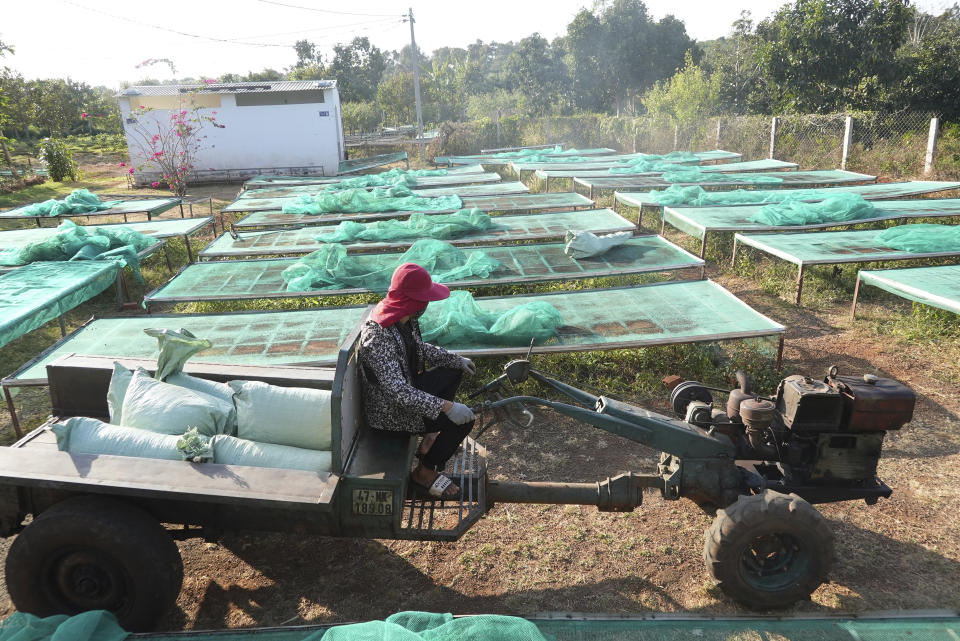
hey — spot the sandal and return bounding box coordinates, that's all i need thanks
[410,472,461,501]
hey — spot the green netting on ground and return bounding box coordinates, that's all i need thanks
[337,151,407,174]
[0,610,127,641]
[320,168,450,191]
[619,181,960,209]
[10,280,783,384]
[12,189,122,217]
[748,194,878,225]
[314,209,493,243]
[608,159,700,174]
[0,220,155,282]
[663,198,960,238]
[876,223,960,253]
[494,145,587,159]
[617,151,698,165]
[0,261,119,349]
[733,228,953,266]
[860,265,960,315]
[282,240,500,292]
[643,184,835,206]
[659,167,783,184]
[421,290,563,346]
[280,186,462,215]
[147,235,701,304]
[200,209,631,258]
[10,307,368,382]
[0,218,210,251]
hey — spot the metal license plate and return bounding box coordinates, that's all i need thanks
[352,488,394,516]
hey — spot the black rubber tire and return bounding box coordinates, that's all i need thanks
[5,495,183,631]
[704,490,834,609]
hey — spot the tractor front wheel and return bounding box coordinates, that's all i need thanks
[704,490,834,608]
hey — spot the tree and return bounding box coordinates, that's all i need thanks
[753,0,912,112]
[642,52,722,123]
[330,37,387,102]
[565,0,694,114]
[702,11,770,114]
[502,34,569,116]
[892,7,960,120]
[377,72,415,126]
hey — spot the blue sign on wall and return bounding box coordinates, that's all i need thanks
[319,111,330,117]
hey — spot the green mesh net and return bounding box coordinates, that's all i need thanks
[319,611,549,641]
[281,186,462,214]
[0,611,127,641]
[608,160,692,174]
[321,168,450,191]
[0,219,154,282]
[420,290,564,346]
[748,194,878,225]
[644,184,833,207]
[876,223,960,253]
[282,239,500,292]
[493,145,580,158]
[314,209,493,243]
[619,151,698,164]
[659,167,783,184]
[16,189,123,217]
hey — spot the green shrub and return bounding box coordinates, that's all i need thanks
[38,138,79,182]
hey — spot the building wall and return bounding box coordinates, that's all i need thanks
[118,87,344,183]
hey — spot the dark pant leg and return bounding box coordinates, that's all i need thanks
[413,366,474,471]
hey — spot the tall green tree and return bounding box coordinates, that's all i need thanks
[330,37,387,102]
[892,7,960,120]
[565,0,695,114]
[753,0,912,112]
[502,34,569,116]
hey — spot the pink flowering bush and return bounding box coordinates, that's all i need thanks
[125,58,225,196]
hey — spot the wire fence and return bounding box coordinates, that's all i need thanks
[429,110,953,179]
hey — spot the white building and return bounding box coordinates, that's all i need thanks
[117,80,344,185]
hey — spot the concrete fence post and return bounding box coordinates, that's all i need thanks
[673,124,679,151]
[925,117,940,175]
[496,109,502,146]
[544,118,551,145]
[715,118,722,150]
[841,115,854,170]
[769,116,779,159]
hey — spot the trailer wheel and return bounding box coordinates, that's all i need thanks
[704,490,833,608]
[5,496,183,631]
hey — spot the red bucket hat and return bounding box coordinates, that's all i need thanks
[370,263,449,327]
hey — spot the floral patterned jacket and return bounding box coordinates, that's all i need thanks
[357,318,462,433]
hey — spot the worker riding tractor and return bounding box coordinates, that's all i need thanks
[0,338,913,630]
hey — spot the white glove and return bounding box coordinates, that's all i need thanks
[444,402,475,425]
[459,356,476,376]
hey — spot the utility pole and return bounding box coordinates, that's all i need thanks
[405,7,424,147]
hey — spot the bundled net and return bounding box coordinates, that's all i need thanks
[609,160,694,174]
[420,290,563,346]
[321,168,449,191]
[644,185,833,207]
[16,188,123,217]
[658,167,783,184]
[319,611,550,641]
[281,186,462,214]
[493,145,584,159]
[315,209,494,243]
[748,194,878,225]
[281,239,500,292]
[876,223,960,253]
[0,219,154,281]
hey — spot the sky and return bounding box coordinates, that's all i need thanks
[1,0,953,88]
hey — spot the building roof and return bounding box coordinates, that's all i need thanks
[119,80,336,97]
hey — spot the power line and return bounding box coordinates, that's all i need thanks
[237,17,403,41]
[57,0,294,48]
[254,0,404,19]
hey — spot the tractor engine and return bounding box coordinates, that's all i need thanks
[672,367,915,491]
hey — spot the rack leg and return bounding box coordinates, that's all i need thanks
[850,275,862,320]
[794,265,805,305]
[4,386,22,439]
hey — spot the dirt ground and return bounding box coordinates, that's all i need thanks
[0,169,958,630]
